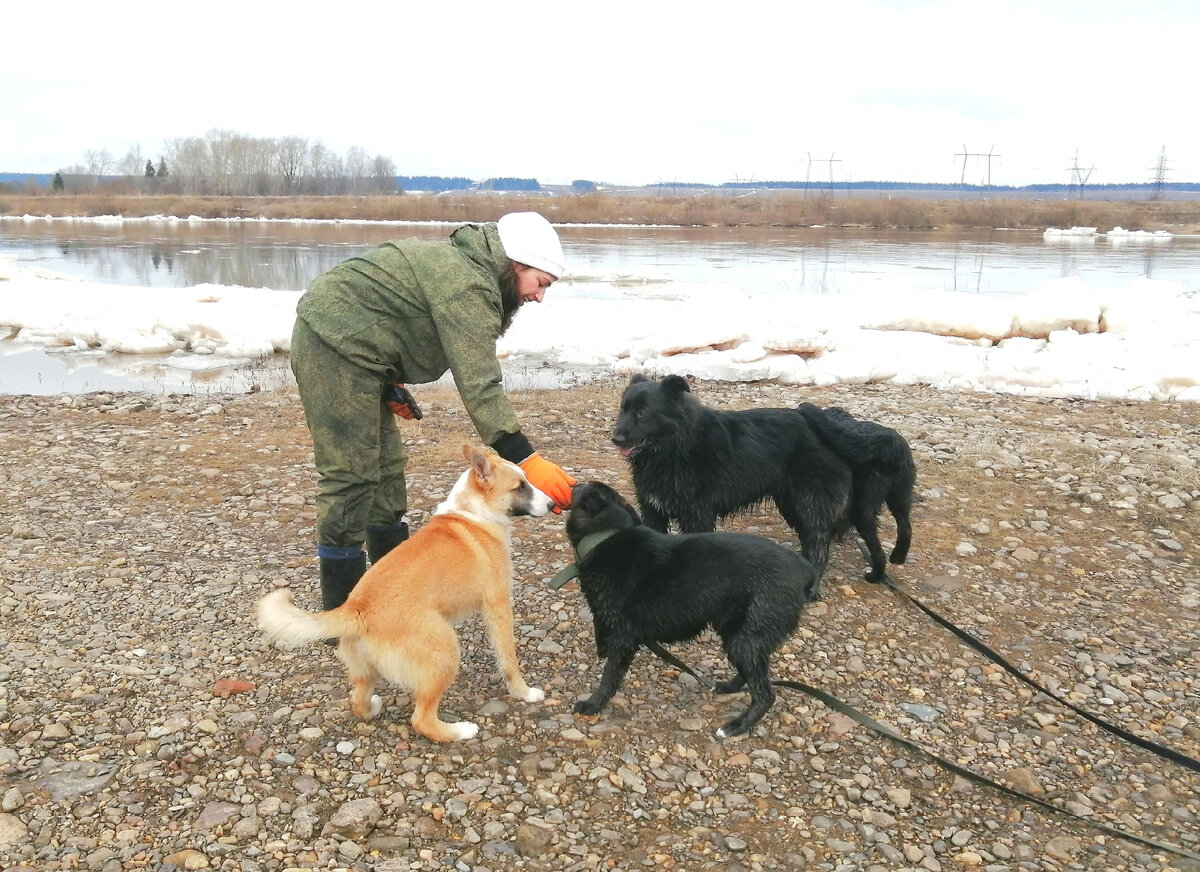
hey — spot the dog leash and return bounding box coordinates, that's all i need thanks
[643,641,1200,862]
[870,567,1200,774]
[547,529,620,589]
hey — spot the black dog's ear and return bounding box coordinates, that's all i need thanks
[573,482,603,514]
[629,374,649,385]
[661,374,691,395]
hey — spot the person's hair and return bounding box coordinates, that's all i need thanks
[499,261,520,334]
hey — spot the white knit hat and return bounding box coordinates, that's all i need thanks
[496,212,566,278]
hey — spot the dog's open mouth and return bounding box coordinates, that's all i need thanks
[614,442,642,458]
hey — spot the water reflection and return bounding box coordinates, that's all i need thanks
[947,247,985,293]
[1,220,442,291]
[2,219,1198,297]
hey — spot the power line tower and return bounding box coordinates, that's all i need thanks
[1068,148,1095,199]
[956,145,1001,195]
[1149,146,1169,200]
[810,153,841,198]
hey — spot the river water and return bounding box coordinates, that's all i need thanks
[2,219,1199,394]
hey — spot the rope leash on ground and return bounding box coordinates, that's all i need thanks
[643,640,1200,862]
[869,565,1200,775]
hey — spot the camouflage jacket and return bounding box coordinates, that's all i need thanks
[295,222,524,449]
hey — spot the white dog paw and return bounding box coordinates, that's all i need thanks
[367,695,383,719]
[516,686,545,703]
[450,721,480,741]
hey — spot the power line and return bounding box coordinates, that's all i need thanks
[808,153,841,198]
[1149,147,1170,200]
[956,145,1001,193]
[1067,148,1095,199]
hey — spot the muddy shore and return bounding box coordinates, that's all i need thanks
[1,380,1197,871]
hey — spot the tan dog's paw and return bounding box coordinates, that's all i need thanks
[449,721,480,741]
[515,686,545,703]
[367,695,383,719]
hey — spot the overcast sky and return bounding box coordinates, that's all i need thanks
[3,1,1197,187]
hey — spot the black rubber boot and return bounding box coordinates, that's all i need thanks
[320,553,367,612]
[366,522,409,565]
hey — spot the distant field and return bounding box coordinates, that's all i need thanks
[3,192,1200,232]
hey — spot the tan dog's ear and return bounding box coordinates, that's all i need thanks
[461,442,475,463]
[469,446,494,483]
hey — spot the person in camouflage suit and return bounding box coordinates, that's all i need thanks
[290,212,576,611]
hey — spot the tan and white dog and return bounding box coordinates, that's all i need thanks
[257,444,554,743]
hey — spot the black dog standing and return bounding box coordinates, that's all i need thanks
[565,481,815,738]
[612,374,852,584]
[796,403,916,582]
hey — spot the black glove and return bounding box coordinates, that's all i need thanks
[384,383,423,420]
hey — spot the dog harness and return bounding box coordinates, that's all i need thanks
[547,529,619,589]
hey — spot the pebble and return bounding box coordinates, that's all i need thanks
[0,813,29,848]
[0,384,1195,871]
[900,703,941,722]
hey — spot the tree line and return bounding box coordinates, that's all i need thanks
[55,129,399,196]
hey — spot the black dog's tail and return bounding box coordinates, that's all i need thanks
[795,403,911,468]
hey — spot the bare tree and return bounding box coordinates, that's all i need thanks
[245,138,276,195]
[120,143,145,178]
[371,155,397,193]
[307,140,330,194]
[324,152,347,195]
[345,146,369,194]
[109,143,147,193]
[84,148,114,190]
[164,137,209,194]
[277,136,308,192]
[222,131,258,195]
[83,130,401,197]
[205,128,239,195]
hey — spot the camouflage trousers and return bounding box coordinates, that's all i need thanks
[290,318,408,548]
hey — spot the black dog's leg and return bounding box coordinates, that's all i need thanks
[776,495,832,598]
[573,644,638,716]
[675,508,717,535]
[887,489,913,565]
[852,506,888,582]
[713,673,746,695]
[591,614,611,659]
[640,504,671,534]
[715,641,775,738]
[800,536,831,596]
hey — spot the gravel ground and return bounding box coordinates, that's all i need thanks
[0,379,1197,872]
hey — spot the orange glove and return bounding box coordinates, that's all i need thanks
[383,383,423,420]
[519,453,576,512]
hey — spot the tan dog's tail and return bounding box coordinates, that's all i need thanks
[257,589,359,647]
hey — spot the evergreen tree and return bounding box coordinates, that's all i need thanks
[145,160,156,177]
[52,172,65,192]
[156,158,168,178]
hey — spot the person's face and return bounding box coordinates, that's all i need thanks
[513,262,556,304]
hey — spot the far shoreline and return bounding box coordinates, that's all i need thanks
[4,192,1200,234]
